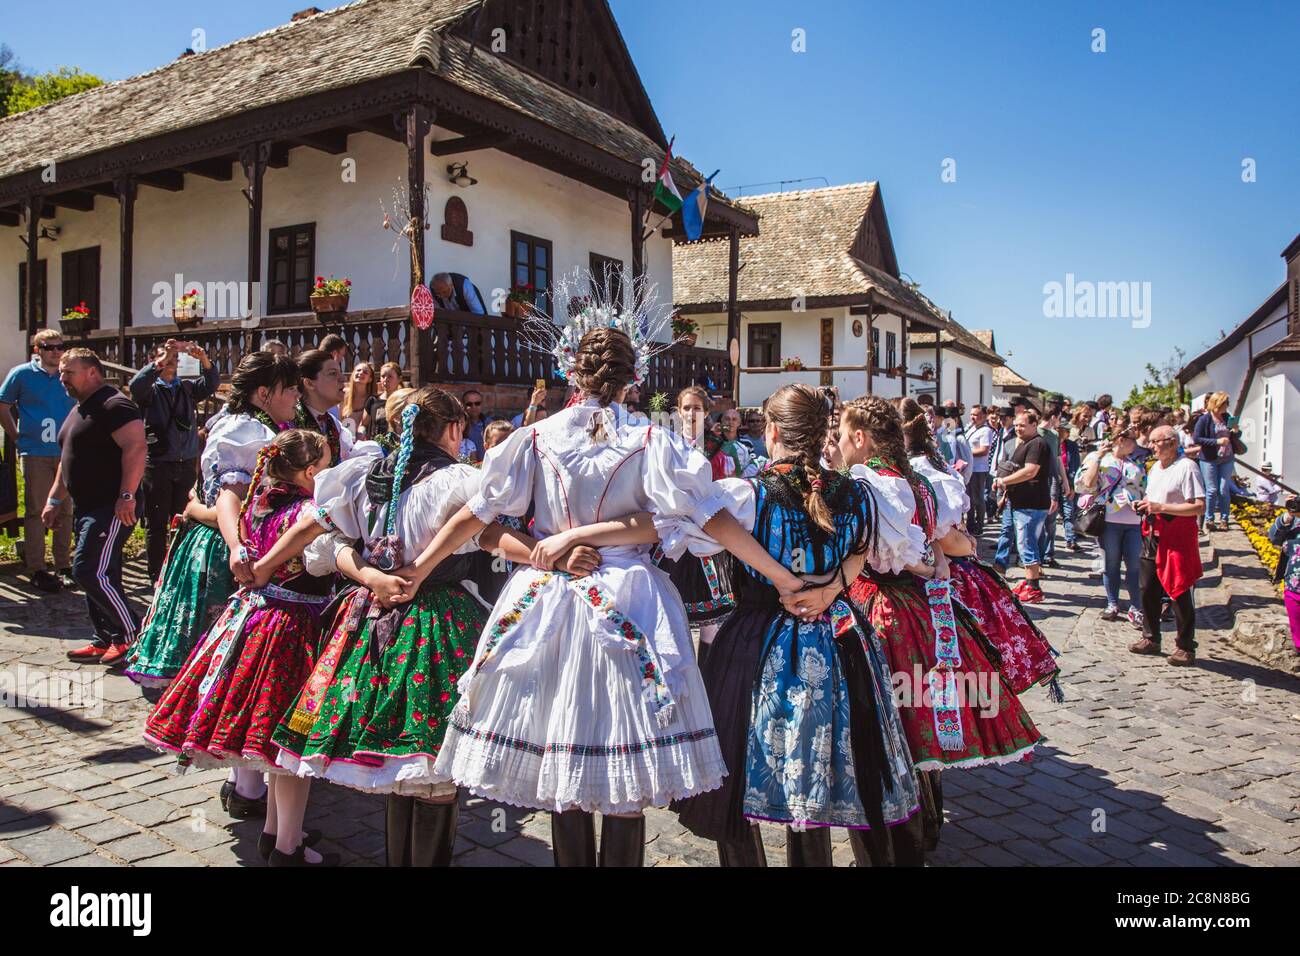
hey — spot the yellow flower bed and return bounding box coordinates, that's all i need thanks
[1232,500,1284,589]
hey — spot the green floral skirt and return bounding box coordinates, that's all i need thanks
[127,522,235,688]
[272,583,483,797]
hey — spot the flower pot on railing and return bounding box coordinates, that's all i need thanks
[59,316,89,337]
[504,298,533,320]
[172,307,204,330]
[311,294,350,320]
[680,332,698,348]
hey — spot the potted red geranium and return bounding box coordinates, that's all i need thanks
[60,302,91,337]
[672,312,699,348]
[173,288,204,329]
[310,275,351,319]
[505,282,533,319]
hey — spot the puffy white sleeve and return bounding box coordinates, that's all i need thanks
[402,464,485,557]
[850,464,926,574]
[309,455,375,542]
[201,415,275,497]
[912,457,970,539]
[466,423,537,524]
[641,426,734,557]
[661,477,756,559]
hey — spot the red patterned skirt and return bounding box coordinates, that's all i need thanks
[143,586,327,772]
[847,571,1042,772]
[949,558,1060,696]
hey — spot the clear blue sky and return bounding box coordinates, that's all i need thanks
[6,0,1298,400]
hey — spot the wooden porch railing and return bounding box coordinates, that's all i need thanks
[72,306,730,397]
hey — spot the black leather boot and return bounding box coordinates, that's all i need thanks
[410,798,460,867]
[598,815,646,867]
[550,809,597,867]
[717,823,768,867]
[786,825,833,867]
[386,794,415,867]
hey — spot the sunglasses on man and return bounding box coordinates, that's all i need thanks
[39,343,65,352]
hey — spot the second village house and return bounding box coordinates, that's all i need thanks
[0,0,758,408]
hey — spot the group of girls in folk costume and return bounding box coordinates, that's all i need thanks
[132,272,1059,867]
[653,385,737,646]
[253,386,541,867]
[895,398,1062,700]
[836,396,1045,864]
[394,325,808,867]
[127,348,370,690]
[670,384,921,867]
[144,428,340,865]
[126,353,301,689]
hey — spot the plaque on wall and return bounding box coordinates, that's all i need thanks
[441,196,473,246]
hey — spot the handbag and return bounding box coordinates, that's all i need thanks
[1230,430,1247,456]
[1074,466,1122,539]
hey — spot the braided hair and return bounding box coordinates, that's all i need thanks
[386,403,422,537]
[762,384,837,533]
[895,397,947,471]
[573,326,635,408]
[840,395,935,540]
[238,429,329,541]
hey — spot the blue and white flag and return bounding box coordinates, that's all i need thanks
[680,170,718,242]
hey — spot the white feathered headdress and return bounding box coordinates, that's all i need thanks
[521,266,681,386]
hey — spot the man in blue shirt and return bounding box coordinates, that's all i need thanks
[0,329,77,592]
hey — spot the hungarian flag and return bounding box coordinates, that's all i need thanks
[652,137,683,213]
[681,170,719,242]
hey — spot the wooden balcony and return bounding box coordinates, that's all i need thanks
[75,306,730,398]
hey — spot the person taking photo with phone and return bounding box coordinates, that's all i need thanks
[129,339,220,581]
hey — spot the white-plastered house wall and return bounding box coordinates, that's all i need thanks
[0,123,674,374]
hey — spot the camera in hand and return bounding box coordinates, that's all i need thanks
[1286,496,1300,514]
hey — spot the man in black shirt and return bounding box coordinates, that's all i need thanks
[42,348,146,668]
[992,409,1051,604]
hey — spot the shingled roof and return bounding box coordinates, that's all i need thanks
[0,0,742,216]
[671,182,942,323]
[908,314,1005,365]
[993,365,1033,388]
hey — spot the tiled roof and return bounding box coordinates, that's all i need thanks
[993,364,1032,388]
[908,314,1004,365]
[671,182,940,321]
[0,0,741,212]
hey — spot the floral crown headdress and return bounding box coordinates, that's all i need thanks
[520,266,682,388]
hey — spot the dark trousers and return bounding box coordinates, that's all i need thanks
[142,458,196,580]
[1140,547,1196,652]
[72,506,141,647]
[966,472,989,534]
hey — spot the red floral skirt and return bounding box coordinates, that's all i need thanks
[949,558,1060,695]
[848,572,1041,772]
[143,590,323,772]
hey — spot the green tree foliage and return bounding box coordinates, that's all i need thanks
[0,45,25,118]
[1125,347,1186,409]
[5,66,103,115]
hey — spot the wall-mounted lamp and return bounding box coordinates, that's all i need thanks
[447,162,478,188]
[39,224,60,241]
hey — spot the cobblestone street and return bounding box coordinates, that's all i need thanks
[2,523,1298,868]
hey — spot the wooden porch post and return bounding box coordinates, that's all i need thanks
[934,329,943,406]
[726,226,741,404]
[899,314,909,398]
[629,186,646,285]
[23,197,39,331]
[865,297,875,396]
[115,176,136,368]
[240,141,271,360]
[407,103,431,385]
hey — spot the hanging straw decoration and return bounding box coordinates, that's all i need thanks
[381,181,435,330]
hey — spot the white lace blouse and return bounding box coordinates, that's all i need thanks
[466,398,728,548]
[304,453,480,575]
[911,455,971,540]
